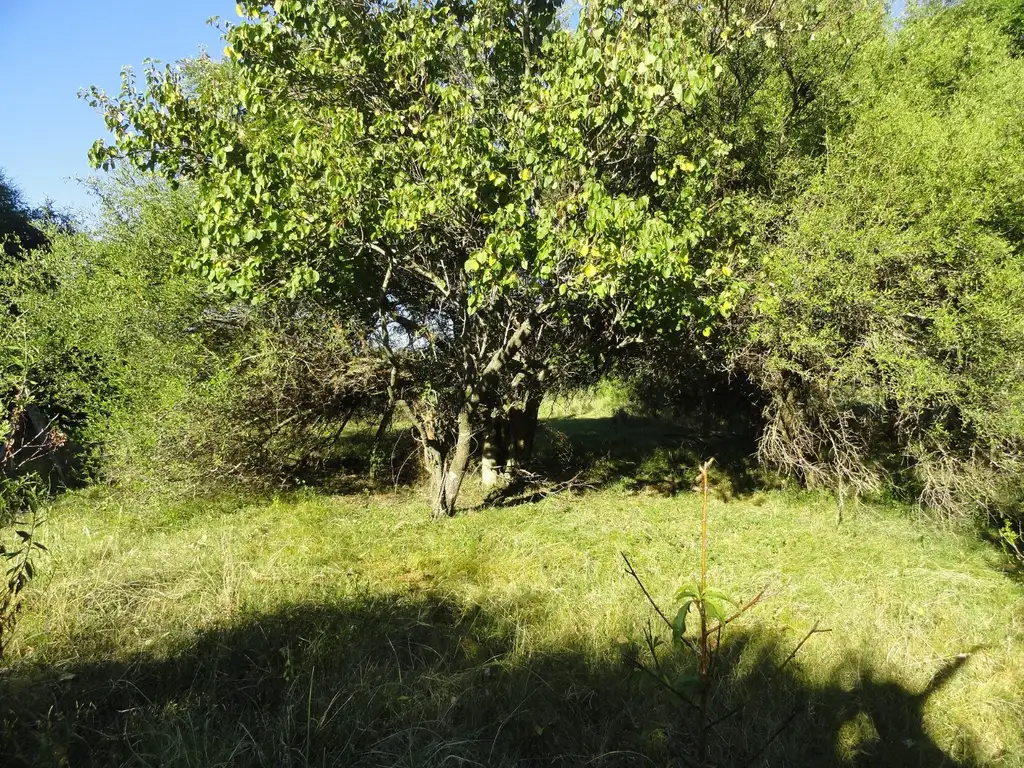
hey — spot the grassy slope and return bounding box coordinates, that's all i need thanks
[2,413,1022,766]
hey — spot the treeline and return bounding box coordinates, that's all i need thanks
[3,0,1024,539]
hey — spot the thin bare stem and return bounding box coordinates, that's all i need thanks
[630,658,702,713]
[706,587,769,635]
[622,552,673,631]
[742,706,801,767]
[778,621,831,673]
[696,458,715,760]
[699,458,714,594]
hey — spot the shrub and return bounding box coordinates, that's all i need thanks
[0,177,209,482]
[737,0,1024,519]
[164,300,392,487]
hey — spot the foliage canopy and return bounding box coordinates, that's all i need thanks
[89,0,749,515]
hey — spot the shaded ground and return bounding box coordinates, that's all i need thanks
[249,392,767,500]
[534,412,770,498]
[0,593,986,767]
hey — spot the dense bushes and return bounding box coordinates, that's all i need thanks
[2,175,394,492]
[165,301,392,486]
[0,171,47,257]
[737,0,1024,519]
[602,0,1024,536]
[1,179,209,482]
[0,171,56,658]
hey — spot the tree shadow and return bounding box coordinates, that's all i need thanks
[285,427,423,494]
[193,425,424,496]
[256,407,764,503]
[533,412,774,500]
[976,525,1024,584]
[0,592,994,767]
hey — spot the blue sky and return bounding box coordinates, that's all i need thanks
[1,1,905,216]
[0,0,236,215]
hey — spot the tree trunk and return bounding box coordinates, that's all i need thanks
[506,395,542,474]
[521,395,541,461]
[481,414,507,487]
[426,406,474,518]
[443,406,474,510]
[425,441,448,519]
[373,402,394,446]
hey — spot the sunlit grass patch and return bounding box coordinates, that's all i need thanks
[3,478,1022,766]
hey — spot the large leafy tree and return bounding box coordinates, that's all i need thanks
[89,0,743,516]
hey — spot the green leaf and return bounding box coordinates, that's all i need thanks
[702,587,736,605]
[703,597,726,623]
[675,583,699,600]
[672,600,692,641]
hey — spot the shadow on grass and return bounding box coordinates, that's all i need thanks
[534,412,772,500]
[269,408,764,503]
[247,427,423,495]
[0,593,988,767]
[977,525,1024,585]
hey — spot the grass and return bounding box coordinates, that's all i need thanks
[1,412,1023,766]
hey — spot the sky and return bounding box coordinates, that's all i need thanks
[0,0,237,216]
[1,0,906,217]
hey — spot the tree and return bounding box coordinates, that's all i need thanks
[89,0,742,517]
[737,0,1024,515]
[1,175,212,485]
[0,170,47,258]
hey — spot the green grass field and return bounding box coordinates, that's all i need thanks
[2,410,1022,766]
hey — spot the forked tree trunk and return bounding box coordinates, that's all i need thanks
[426,406,474,518]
